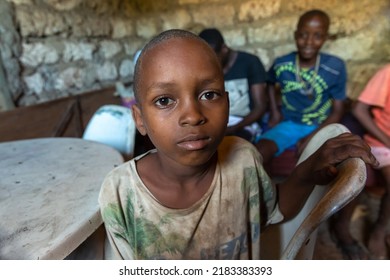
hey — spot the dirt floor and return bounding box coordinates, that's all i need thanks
[313,189,385,260]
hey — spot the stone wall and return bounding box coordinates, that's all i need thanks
[0,0,389,109]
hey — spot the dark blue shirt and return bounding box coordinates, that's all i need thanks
[224,51,267,117]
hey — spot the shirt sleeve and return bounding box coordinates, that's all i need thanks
[330,59,347,100]
[98,167,135,260]
[250,143,284,226]
[358,65,390,108]
[267,62,277,84]
[248,54,267,85]
[258,169,284,225]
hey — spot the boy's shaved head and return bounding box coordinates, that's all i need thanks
[297,9,330,31]
[133,29,220,102]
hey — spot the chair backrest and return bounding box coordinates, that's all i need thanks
[260,123,367,259]
[83,105,136,158]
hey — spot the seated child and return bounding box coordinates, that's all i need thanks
[332,64,390,259]
[98,29,378,260]
[256,9,347,164]
[199,28,269,143]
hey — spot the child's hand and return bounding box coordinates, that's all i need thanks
[301,132,379,186]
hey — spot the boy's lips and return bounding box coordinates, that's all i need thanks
[301,48,316,56]
[177,135,210,151]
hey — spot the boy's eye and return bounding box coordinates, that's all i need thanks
[155,97,174,107]
[314,33,324,40]
[298,33,307,39]
[200,91,219,100]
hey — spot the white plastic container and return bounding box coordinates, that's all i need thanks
[83,105,136,157]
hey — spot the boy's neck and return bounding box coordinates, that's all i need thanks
[297,54,320,68]
[136,152,218,209]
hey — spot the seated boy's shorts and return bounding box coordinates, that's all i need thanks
[370,146,390,169]
[255,120,317,156]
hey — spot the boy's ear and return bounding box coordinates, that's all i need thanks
[131,104,147,136]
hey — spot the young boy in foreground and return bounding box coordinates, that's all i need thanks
[98,29,378,260]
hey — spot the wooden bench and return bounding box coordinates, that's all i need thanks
[0,87,122,142]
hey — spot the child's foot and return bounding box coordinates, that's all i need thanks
[367,229,388,259]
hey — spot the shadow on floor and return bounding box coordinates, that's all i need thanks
[313,190,383,260]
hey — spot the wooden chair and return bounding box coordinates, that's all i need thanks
[260,123,367,259]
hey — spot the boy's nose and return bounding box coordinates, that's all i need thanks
[179,99,206,126]
[305,35,315,46]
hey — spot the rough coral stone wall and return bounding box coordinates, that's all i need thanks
[0,0,389,108]
[0,0,22,110]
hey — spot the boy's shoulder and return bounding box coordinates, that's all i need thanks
[375,63,390,75]
[100,150,154,186]
[270,52,296,70]
[272,52,346,67]
[273,52,296,64]
[218,136,261,163]
[219,135,255,148]
[319,52,346,67]
[236,50,262,64]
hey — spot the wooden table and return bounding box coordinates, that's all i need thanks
[0,137,123,259]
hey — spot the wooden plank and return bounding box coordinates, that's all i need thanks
[0,87,121,142]
[0,98,75,142]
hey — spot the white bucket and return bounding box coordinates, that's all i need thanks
[83,105,136,157]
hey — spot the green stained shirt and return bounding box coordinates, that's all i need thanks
[99,136,281,260]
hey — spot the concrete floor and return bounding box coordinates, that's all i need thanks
[313,190,384,260]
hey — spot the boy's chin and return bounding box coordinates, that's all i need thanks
[298,51,319,61]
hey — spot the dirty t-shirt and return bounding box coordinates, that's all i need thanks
[98,136,281,260]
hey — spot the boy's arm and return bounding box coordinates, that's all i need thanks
[353,101,390,147]
[277,132,378,220]
[267,83,282,127]
[317,99,345,128]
